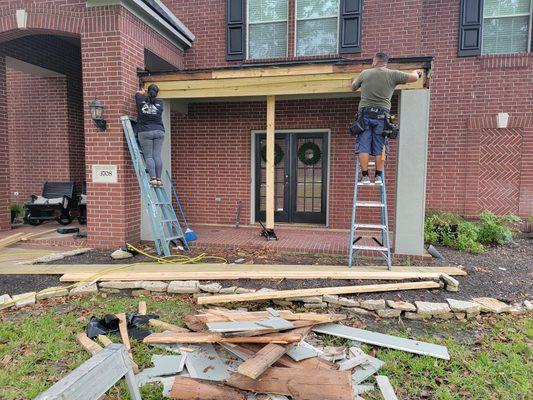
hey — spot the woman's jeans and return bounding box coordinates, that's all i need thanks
[138,130,165,179]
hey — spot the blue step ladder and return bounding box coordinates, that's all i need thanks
[348,159,392,269]
[121,116,189,256]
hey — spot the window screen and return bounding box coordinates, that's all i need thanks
[248,0,288,59]
[296,0,340,56]
[482,0,532,54]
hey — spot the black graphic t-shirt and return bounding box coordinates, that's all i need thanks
[135,92,164,132]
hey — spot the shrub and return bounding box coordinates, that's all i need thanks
[10,203,22,215]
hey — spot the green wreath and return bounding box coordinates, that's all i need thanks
[298,142,322,166]
[261,143,284,165]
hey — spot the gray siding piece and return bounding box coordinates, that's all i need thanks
[313,323,450,360]
[351,356,384,384]
[285,341,320,362]
[219,343,251,361]
[256,317,294,330]
[150,355,186,376]
[354,384,375,395]
[376,375,399,400]
[338,354,369,371]
[207,318,293,332]
[184,344,230,381]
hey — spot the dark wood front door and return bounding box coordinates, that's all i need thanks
[255,132,328,224]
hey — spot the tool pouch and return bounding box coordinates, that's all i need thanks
[348,111,365,136]
[384,115,399,139]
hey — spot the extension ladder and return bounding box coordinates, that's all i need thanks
[121,116,188,256]
[348,159,392,269]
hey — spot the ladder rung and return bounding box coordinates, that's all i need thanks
[160,219,177,223]
[166,235,184,242]
[352,244,388,252]
[154,202,171,206]
[355,223,386,230]
[357,182,383,186]
[356,201,384,207]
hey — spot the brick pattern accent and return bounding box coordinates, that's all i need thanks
[480,53,531,70]
[0,56,9,229]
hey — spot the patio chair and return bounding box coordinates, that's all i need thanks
[24,182,75,226]
[78,181,87,225]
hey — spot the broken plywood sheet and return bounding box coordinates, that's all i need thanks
[184,344,230,382]
[313,324,450,360]
[206,318,293,333]
[351,356,384,385]
[376,376,399,400]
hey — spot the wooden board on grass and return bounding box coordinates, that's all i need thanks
[143,331,304,345]
[197,281,441,305]
[195,310,346,324]
[169,377,246,400]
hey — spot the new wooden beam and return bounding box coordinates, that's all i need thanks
[143,331,304,345]
[195,310,346,324]
[76,333,103,356]
[237,343,287,379]
[266,95,275,229]
[197,281,441,305]
[116,313,139,373]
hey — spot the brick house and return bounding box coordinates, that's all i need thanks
[0,0,531,255]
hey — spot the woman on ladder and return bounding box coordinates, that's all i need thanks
[135,84,165,188]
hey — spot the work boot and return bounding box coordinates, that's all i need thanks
[375,175,383,184]
[361,175,371,184]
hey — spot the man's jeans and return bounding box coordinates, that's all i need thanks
[355,115,388,156]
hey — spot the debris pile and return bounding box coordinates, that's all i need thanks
[73,302,450,399]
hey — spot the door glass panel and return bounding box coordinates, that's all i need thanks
[296,137,324,213]
[259,137,287,213]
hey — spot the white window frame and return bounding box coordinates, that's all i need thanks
[294,0,341,57]
[481,0,533,54]
[246,0,290,60]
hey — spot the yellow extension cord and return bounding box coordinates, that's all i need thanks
[2,243,228,306]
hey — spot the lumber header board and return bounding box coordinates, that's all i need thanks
[141,62,426,99]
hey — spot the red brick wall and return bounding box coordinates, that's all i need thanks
[0,56,9,229]
[171,97,398,229]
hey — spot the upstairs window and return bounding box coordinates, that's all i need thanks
[248,0,289,59]
[296,0,340,56]
[482,0,532,54]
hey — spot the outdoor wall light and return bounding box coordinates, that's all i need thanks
[89,98,107,131]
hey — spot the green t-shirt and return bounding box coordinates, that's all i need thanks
[353,67,410,111]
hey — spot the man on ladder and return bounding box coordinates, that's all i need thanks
[348,52,421,268]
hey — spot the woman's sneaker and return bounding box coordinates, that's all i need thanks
[361,175,371,184]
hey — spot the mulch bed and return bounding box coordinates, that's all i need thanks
[2,235,531,302]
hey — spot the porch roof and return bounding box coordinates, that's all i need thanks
[141,58,431,100]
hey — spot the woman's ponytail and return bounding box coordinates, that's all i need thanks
[147,84,159,104]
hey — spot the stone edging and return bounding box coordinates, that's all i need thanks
[1,280,531,320]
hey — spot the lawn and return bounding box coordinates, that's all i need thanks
[0,295,531,400]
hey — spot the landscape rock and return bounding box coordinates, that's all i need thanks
[36,286,69,300]
[471,297,511,314]
[235,287,256,294]
[131,290,150,297]
[0,294,13,310]
[446,299,481,314]
[61,248,92,257]
[445,285,458,292]
[386,300,416,312]
[376,309,401,318]
[523,300,533,311]
[509,303,526,315]
[338,297,360,307]
[141,281,169,292]
[257,288,276,293]
[273,299,293,307]
[415,301,451,316]
[454,312,466,320]
[344,307,374,316]
[219,286,237,294]
[323,294,341,304]
[433,312,455,320]
[440,274,459,290]
[99,281,143,289]
[404,312,428,320]
[167,281,199,294]
[69,284,98,296]
[360,299,386,310]
[291,296,323,303]
[32,253,65,264]
[304,302,328,309]
[13,292,36,307]
[99,288,121,294]
[193,293,212,298]
[110,248,133,260]
[198,282,222,293]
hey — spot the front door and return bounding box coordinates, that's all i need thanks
[255,132,328,224]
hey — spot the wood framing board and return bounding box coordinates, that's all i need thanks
[53,264,466,281]
[169,376,246,400]
[143,331,304,345]
[197,281,441,305]
[236,343,287,379]
[195,310,346,324]
[313,324,450,360]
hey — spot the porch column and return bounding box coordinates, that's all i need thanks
[394,89,430,255]
[0,56,9,231]
[266,95,276,229]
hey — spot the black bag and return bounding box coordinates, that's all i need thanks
[348,112,365,136]
[384,115,399,139]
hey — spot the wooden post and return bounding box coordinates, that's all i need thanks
[266,95,276,229]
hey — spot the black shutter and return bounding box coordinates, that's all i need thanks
[339,0,362,54]
[458,0,483,56]
[227,0,245,61]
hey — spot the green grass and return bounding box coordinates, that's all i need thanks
[0,295,531,399]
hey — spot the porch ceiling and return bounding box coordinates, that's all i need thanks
[141,61,429,100]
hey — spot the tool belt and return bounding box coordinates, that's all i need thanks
[361,106,388,119]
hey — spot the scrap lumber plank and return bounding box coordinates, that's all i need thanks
[149,319,189,333]
[184,313,207,331]
[196,311,346,324]
[76,332,103,356]
[143,331,303,345]
[184,343,229,381]
[169,376,246,400]
[376,376,399,400]
[57,265,467,281]
[20,229,56,241]
[197,281,441,305]
[225,367,353,400]
[97,335,113,347]
[313,324,450,360]
[237,343,288,379]
[207,318,294,333]
[0,232,27,249]
[116,313,139,373]
[138,301,147,316]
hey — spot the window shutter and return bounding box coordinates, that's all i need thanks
[227,0,245,61]
[458,0,483,56]
[339,0,362,54]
